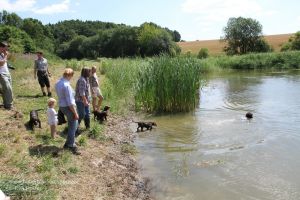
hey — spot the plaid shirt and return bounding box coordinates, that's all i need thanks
[75,76,90,102]
[89,73,99,88]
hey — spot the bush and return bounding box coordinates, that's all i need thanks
[197,48,209,59]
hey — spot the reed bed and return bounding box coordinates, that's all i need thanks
[204,51,300,70]
[135,56,202,113]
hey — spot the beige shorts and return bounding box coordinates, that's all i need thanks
[91,87,103,98]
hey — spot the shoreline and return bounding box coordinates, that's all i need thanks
[0,108,153,200]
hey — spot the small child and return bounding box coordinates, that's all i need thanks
[47,98,58,138]
[89,66,104,111]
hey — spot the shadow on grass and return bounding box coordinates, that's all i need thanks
[16,94,44,99]
[29,144,62,157]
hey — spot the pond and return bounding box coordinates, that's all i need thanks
[134,70,300,200]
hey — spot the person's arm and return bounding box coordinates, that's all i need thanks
[34,60,37,79]
[69,105,79,120]
[46,60,51,77]
[78,79,89,106]
[65,85,79,119]
[0,52,7,67]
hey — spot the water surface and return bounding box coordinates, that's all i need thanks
[134,70,300,200]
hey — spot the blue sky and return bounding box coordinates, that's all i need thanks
[1,0,299,41]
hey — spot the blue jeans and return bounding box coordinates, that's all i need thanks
[60,106,78,147]
[76,101,90,128]
[0,72,13,109]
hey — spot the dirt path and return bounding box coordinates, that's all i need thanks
[59,114,152,200]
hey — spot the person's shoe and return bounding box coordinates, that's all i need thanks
[43,92,46,96]
[63,144,81,155]
[48,92,52,97]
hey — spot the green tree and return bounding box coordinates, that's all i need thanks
[280,31,300,51]
[0,10,23,28]
[107,26,139,57]
[222,17,270,55]
[0,25,35,53]
[138,23,177,56]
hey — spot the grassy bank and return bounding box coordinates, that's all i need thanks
[200,51,300,70]
[0,55,149,199]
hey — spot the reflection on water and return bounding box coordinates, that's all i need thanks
[135,70,300,200]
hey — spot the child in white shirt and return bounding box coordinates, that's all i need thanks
[47,98,58,138]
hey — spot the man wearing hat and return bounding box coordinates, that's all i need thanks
[0,41,13,110]
[34,51,52,97]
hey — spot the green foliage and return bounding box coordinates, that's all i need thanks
[281,31,300,51]
[35,156,55,173]
[0,10,23,28]
[67,167,79,174]
[0,176,45,199]
[214,51,300,69]
[0,144,6,156]
[88,123,106,141]
[197,48,209,59]
[78,136,88,147]
[222,17,270,55]
[135,55,202,113]
[0,25,36,53]
[1,11,182,58]
[64,59,87,71]
[138,23,179,57]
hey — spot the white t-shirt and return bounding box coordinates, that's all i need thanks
[47,107,58,125]
[0,53,9,73]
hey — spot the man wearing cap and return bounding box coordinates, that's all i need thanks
[34,51,52,97]
[0,41,13,110]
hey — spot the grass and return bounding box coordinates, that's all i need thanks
[135,55,203,113]
[0,54,114,199]
[121,143,138,155]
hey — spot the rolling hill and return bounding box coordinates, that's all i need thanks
[178,33,293,55]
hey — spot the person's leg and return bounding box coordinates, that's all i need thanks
[92,97,97,111]
[45,76,51,97]
[76,101,85,126]
[97,95,103,111]
[84,105,90,129]
[60,107,78,147]
[50,125,56,138]
[37,72,46,96]
[0,73,13,109]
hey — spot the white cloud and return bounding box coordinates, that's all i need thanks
[0,0,36,12]
[33,0,71,14]
[0,0,73,14]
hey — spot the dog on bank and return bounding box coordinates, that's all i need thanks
[135,121,157,132]
[28,109,43,130]
[93,106,111,123]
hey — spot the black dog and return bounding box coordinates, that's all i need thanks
[246,112,253,119]
[135,121,157,132]
[28,109,43,130]
[93,106,111,123]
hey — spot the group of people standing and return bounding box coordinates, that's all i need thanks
[0,41,104,155]
[54,66,103,155]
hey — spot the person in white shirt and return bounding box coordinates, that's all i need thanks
[47,98,58,138]
[0,41,13,110]
[89,66,104,111]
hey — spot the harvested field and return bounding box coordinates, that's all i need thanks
[178,33,293,55]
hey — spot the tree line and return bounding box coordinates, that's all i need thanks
[1,10,299,59]
[0,10,181,58]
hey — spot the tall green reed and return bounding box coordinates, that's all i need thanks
[135,55,202,113]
